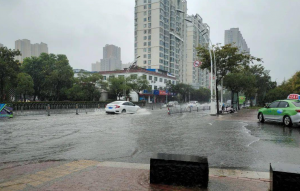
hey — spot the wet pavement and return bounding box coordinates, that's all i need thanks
[1,108,300,172]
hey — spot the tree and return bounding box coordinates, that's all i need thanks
[23,53,74,101]
[127,75,150,101]
[15,73,34,102]
[108,76,126,100]
[66,73,106,101]
[22,54,55,101]
[167,82,193,102]
[0,47,21,101]
[197,43,263,113]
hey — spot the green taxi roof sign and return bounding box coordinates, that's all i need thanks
[287,94,300,100]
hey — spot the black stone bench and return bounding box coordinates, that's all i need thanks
[270,163,300,191]
[150,153,209,188]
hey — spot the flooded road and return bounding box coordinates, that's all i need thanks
[1,109,300,171]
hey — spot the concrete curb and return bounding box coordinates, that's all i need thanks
[97,161,270,182]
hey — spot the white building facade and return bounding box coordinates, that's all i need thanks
[99,68,176,102]
[134,0,187,81]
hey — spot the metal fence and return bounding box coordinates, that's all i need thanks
[168,105,211,115]
[12,103,103,116]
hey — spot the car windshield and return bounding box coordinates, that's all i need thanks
[293,102,300,107]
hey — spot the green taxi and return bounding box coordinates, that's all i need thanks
[258,94,300,126]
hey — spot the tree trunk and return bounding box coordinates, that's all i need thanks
[0,78,4,102]
[231,91,234,108]
[23,94,26,102]
[237,92,240,110]
[216,86,219,114]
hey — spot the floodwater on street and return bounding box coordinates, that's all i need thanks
[1,108,300,172]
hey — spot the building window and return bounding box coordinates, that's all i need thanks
[159,59,164,63]
[149,76,153,80]
[148,0,151,3]
[148,10,151,16]
[109,75,115,79]
[154,77,158,81]
[144,54,147,58]
[148,42,151,46]
[144,18,147,22]
[144,11,147,16]
[148,4,151,9]
[159,78,162,82]
[148,35,151,40]
[144,36,147,40]
[144,5,147,9]
[148,48,151,53]
[144,48,147,52]
[148,60,151,64]
[143,60,147,64]
[144,0,147,3]
[164,79,167,83]
[144,42,147,46]
[154,86,157,90]
[144,24,147,28]
[148,16,151,22]
[148,23,151,28]
[103,76,106,80]
[142,74,147,79]
[148,54,151,59]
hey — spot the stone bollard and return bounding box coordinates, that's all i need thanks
[197,107,199,112]
[21,106,23,113]
[98,104,100,109]
[47,104,50,116]
[76,104,79,115]
[168,107,170,115]
[152,103,154,110]
[85,105,87,114]
[190,106,192,113]
[160,103,162,109]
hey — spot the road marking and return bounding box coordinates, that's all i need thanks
[0,160,100,191]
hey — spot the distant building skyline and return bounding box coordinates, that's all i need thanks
[100,44,122,71]
[15,39,48,62]
[0,43,3,48]
[91,61,101,72]
[224,28,250,53]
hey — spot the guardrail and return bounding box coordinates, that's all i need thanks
[168,105,211,115]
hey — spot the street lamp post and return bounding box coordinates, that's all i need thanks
[124,56,140,100]
[183,17,216,115]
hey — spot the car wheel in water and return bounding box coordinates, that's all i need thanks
[283,116,293,127]
[258,113,265,123]
[122,109,126,114]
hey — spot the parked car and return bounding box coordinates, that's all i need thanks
[166,101,178,107]
[258,94,300,126]
[105,101,140,114]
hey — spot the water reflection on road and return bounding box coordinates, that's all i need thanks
[1,109,300,172]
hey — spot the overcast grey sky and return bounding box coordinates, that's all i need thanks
[1,0,299,84]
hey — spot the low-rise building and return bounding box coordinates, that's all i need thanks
[99,68,176,103]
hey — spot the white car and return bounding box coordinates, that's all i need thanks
[187,101,200,108]
[105,101,140,114]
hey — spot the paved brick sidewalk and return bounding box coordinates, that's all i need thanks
[0,160,269,191]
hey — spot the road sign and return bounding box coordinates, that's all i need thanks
[193,60,201,67]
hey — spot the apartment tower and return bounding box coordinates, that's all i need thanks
[100,44,122,71]
[134,0,187,80]
[224,28,250,53]
[186,14,210,89]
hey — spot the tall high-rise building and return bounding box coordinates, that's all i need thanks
[0,43,3,48]
[224,28,250,53]
[134,0,187,80]
[100,44,122,71]
[91,61,101,72]
[15,39,48,62]
[186,14,210,89]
